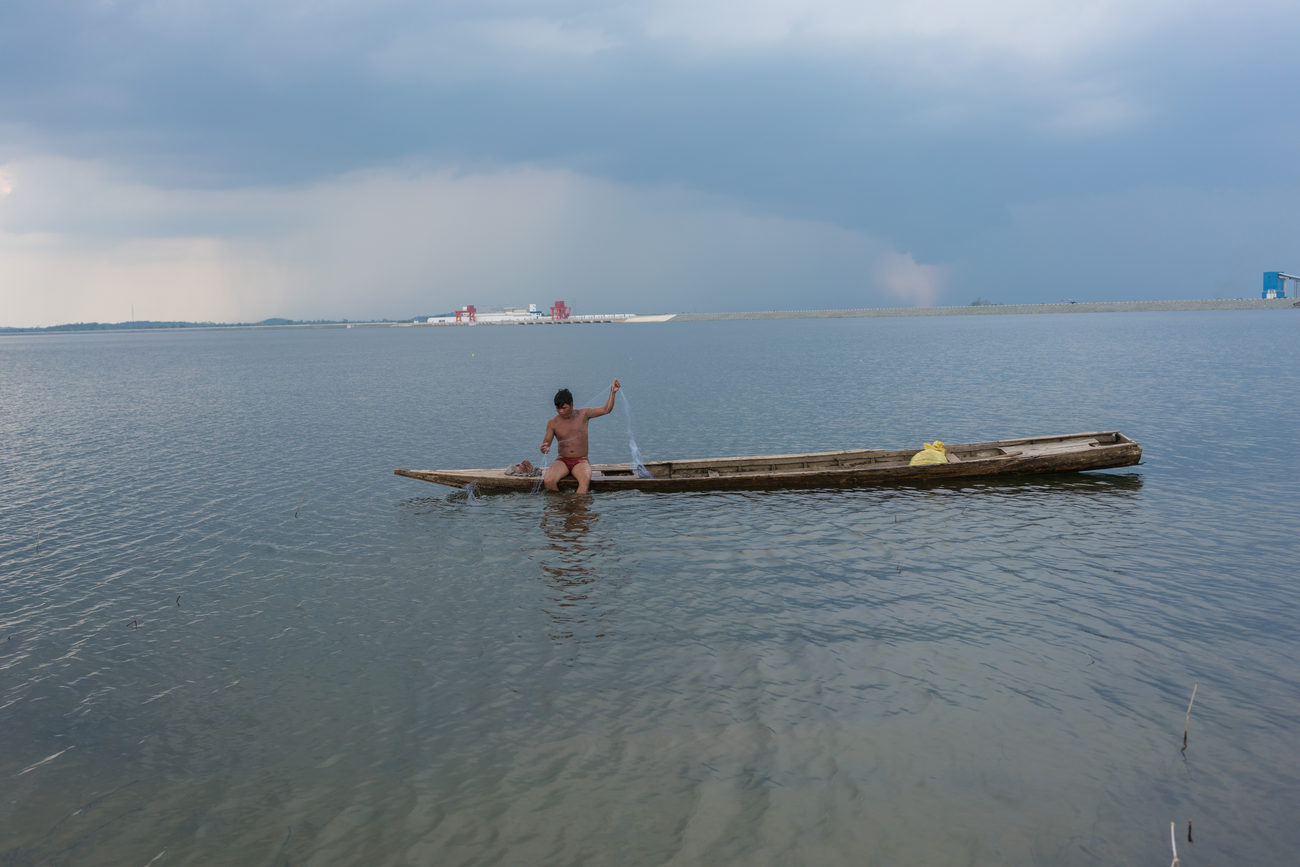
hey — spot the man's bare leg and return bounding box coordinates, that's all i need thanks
[572,460,593,494]
[543,461,571,492]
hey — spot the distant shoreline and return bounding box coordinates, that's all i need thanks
[667,297,1297,321]
[0,320,397,335]
[3,297,1293,333]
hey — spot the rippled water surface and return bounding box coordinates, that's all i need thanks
[2,312,1298,865]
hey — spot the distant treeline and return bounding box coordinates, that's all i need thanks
[0,318,385,334]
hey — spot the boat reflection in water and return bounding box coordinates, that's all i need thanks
[899,469,1144,497]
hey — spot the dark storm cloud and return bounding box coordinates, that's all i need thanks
[3,0,1300,325]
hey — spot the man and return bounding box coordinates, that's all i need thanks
[540,380,620,493]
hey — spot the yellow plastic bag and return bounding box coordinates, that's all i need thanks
[909,441,949,466]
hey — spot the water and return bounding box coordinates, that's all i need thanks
[1,312,1298,865]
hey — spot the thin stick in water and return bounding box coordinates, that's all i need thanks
[1169,821,1180,866]
[1183,681,1199,751]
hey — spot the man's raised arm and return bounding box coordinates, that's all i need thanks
[587,379,621,418]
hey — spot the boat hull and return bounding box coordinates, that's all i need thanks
[395,431,1141,493]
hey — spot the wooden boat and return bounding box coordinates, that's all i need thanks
[395,430,1141,493]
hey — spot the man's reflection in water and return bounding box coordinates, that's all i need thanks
[539,496,608,641]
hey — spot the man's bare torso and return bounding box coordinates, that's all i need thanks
[549,409,591,458]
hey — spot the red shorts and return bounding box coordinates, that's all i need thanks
[558,456,588,470]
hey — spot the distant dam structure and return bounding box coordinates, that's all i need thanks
[420,301,645,325]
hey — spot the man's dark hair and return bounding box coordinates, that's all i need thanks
[554,388,573,409]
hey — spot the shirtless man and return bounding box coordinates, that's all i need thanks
[540,380,620,493]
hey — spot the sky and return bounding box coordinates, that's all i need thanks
[2,0,1298,326]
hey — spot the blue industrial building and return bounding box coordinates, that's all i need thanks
[1262,272,1299,299]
